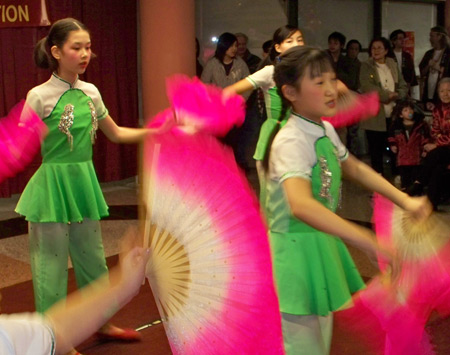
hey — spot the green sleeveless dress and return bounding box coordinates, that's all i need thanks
[16,75,109,223]
[267,130,364,316]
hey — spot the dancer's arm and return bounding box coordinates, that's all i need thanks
[46,243,149,354]
[223,78,254,96]
[342,155,431,220]
[99,115,172,143]
[282,177,382,259]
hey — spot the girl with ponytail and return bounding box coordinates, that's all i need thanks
[264,46,431,354]
[15,18,165,355]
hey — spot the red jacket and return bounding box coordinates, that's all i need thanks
[388,121,430,166]
[431,103,450,147]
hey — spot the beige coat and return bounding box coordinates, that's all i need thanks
[359,57,408,131]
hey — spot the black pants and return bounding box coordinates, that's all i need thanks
[398,165,420,189]
[418,146,450,207]
[365,130,387,175]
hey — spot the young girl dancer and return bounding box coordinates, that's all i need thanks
[388,100,430,190]
[224,25,304,162]
[15,18,162,353]
[266,46,430,354]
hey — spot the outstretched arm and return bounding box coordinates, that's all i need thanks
[342,155,432,220]
[223,78,254,96]
[99,115,172,144]
[283,177,382,259]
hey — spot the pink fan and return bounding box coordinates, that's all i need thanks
[141,129,283,354]
[323,91,379,128]
[0,100,47,183]
[140,76,283,354]
[335,195,450,354]
[166,75,245,136]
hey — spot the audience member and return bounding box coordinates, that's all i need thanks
[234,32,263,171]
[342,39,363,155]
[409,77,450,209]
[201,32,250,170]
[201,32,249,88]
[327,31,347,78]
[235,32,261,74]
[342,39,362,91]
[359,37,408,175]
[388,99,430,189]
[419,26,450,110]
[389,29,418,94]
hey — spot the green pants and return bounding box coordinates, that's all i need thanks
[281,313,333,355]
[29,218,108,313]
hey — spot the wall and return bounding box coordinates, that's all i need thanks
[195,0,287,62]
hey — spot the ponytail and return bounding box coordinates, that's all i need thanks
[33,36,53,69]
[262,95,290,172]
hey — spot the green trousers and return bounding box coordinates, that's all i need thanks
[281,313,333,355]
[29,218,108,313]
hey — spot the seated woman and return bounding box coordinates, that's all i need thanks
[408,77,450,209]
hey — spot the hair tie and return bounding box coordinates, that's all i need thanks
[275,56,281,64]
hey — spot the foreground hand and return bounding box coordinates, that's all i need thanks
[117,229,151,295]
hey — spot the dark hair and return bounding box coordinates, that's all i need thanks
[346,39,361,52]
[262,46,334,170]
[431,26,449,48]
[214,32,237,62]
[328,31,346,47]
[389,29,406,42]
[257,25,302,71]
[391,99,423,129]
[262,40,273,54]
[368,37,392,58]
[34,18,89,71]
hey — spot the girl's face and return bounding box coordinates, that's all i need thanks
[225,41,238,59]
[287,69,338,121]
[275,30,304,54]
[438,82,450,103]
[400,106,414,121]
[371,41,388,62]
[53,30,91,80]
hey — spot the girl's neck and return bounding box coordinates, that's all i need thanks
[56,69,78,85]
[375,57,386,64]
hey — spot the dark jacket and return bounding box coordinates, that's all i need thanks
[388,119,430,166]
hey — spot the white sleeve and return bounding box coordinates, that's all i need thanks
[324,121,349,161]
[25,90,44,119]
[246,65,274,91]
[0,313,56,355]
[82,83,109,120]
[270,129,315,182]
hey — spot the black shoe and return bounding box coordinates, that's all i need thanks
[406,182,423,196]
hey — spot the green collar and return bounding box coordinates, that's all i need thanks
[51,72,79,89]
[291,111,324,129]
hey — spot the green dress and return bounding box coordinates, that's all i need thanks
[267,113,364,316]
[16,74,109,223]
